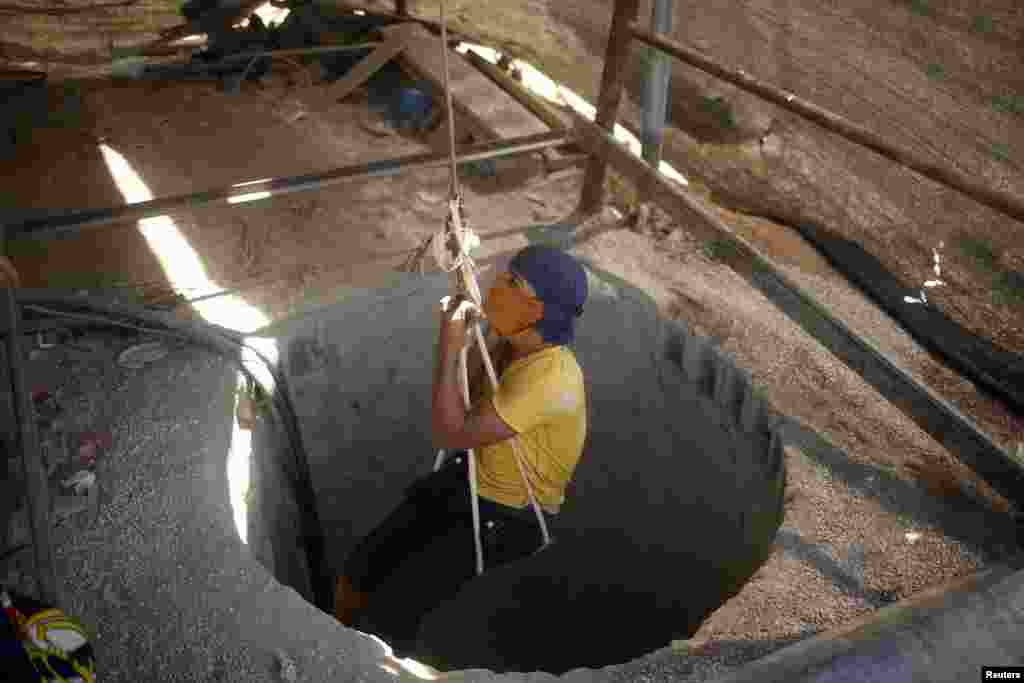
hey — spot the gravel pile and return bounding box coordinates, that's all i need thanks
[15,332,280,681]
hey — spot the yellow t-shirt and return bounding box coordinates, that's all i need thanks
[476,345,587,513]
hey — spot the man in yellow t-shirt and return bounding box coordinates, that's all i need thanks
[334,245,589,659]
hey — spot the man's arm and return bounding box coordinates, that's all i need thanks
[465,329,506,405]
[432,310,517,450]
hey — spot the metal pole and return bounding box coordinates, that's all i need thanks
[630,24,1024,227]
[640,0,672,168]
[6,131,568,242]
[1,287,60,606]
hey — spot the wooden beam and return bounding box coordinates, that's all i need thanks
[631,24,1024,226]
[570,109,1024,509]
[387,23,549,141]
[462,49,569,132]
[461,49,586,172]
[211,43,383,61]
[327,23,413,103]
[579,0,641,214]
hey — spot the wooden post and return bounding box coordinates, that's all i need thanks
[578,0,641,215]
[396,0,408,16]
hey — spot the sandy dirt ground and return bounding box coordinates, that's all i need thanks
[2,18,1023,674]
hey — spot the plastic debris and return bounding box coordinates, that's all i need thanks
[61,470,96,496]
[465,159,498,178]
[275,649,298,683]
[80,431,113,450]
[388,88,434,132]
[118,342,169,369]
[416,190,444,205]
[77,432,112,467]
[78,441,97,467]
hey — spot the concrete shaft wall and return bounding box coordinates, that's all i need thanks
[248,266,787,673]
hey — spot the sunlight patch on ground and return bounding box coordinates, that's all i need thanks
[364,634,439,681]
[455,43,689,188]
[228,191,273,205]
[169,34,207,46]
[99,143,277,544]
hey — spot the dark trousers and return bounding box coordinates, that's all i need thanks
[342,452,550,655]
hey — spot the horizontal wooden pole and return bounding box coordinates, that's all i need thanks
[210,43,383,61]
[630,24,1024,226]
[462,49,569,132]
[571,109,1024,508]
[5,131,568,242]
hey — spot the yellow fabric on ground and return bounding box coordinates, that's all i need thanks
[477,345,586,512]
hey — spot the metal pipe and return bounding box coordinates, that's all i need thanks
[6,131,569,242]
[630,24,1024,226]
[640,0,672,168]
[1,287,60,606]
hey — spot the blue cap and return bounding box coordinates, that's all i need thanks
[509,245,588,345]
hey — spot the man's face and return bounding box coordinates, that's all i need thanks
[493,270,538,299]
[484,270,545,338]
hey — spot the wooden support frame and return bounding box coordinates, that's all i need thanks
[571,109,1024,509]
[327,24,413,103]
[462,49,569,132]
[579,0,641,214]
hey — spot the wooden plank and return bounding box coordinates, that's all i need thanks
[460,49,586,172]
[631,24,1024,227]
[580,0,642,213]
[462,49,569,131]
[327,23,413,103]
[383,23,549,141]
[570,109,1024,509]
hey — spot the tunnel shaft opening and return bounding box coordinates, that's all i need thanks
[245,268,787,675]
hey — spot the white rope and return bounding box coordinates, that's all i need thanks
[428,0,551,577]
[432,238,553,575]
